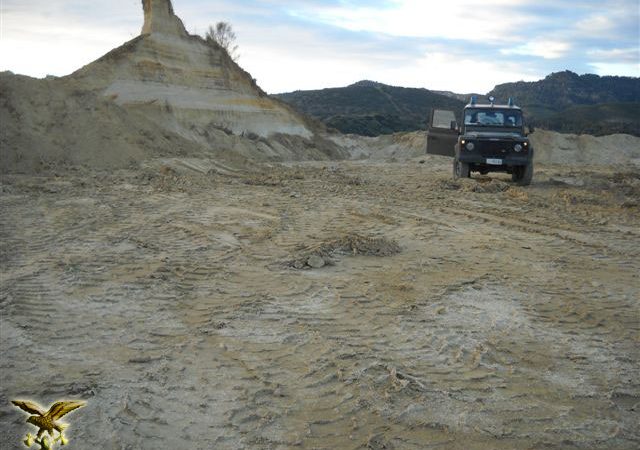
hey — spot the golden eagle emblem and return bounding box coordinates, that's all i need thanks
[11,400,85,449]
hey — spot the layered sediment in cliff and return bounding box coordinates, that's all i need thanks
[1,0,342,172]
[75,0,315,139]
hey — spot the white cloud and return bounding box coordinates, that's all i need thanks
[587,47,640,63]
[501,41,571,59]
[575,14,615,34]
[237,27,546,94]
[1,0,636,93]
[254,50,540,95]
[0,4,140,77]
[289,0,533,42]
[589,62,640,78]
[401,52,540,94]
[241,42,382,93]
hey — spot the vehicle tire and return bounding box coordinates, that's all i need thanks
[453,158,470,180]
[512,161,533,186]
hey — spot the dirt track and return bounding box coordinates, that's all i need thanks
[1,157,639,449]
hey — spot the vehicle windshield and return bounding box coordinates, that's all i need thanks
[464,108,522,127]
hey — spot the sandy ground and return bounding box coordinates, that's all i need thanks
[1,156,639,449]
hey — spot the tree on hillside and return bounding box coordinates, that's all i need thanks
[206,22,239,61]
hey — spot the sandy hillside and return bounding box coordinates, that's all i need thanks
[0,71,341,174]
[0,0,343,174]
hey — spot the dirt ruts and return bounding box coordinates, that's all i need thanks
[1,159,638,449]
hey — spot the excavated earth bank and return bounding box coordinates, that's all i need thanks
[0,0,344,174]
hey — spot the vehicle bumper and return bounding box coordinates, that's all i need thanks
[458,153,530,166]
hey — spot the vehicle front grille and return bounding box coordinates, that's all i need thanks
[476,140,513,158]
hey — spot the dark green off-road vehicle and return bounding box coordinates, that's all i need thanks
[426,97,534,185]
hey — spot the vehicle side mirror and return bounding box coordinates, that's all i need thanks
[525,125,535,135]
[450,121,458,131]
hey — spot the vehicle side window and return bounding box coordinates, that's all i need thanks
[432,110,456,129]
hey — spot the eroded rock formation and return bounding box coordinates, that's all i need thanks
[141,0,188,36]
[1,0,341,172]
[73,0,314,139]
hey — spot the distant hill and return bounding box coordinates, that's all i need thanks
[489,71,640,111]
[489,71,640,136]
[274,81,464,136]
[275,72,640,137]
[532,102,640,136]
[432,90,479,102]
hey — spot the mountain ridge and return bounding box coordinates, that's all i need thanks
[276,71,640,137]
[489,71,640,110]
[274,83,464,136]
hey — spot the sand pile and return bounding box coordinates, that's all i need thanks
[289,233,401,269]
[530,130,640,166]
[0,72,197,172]
[341,130,640,167]
[330,131,426,160]
[0,0,344,173]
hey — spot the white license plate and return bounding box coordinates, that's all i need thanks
[486,158,503,165]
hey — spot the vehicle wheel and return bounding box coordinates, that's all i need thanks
[453,158,470,180]
[512,161,533,186]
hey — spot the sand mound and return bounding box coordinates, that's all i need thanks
[1,0,345,173]
[0,73,195,172]
[331,131,426,160]
[530,130,640,166]
[289,233,401,269]
[340,129,640,167]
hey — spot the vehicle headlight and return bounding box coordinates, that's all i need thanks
[514,144,523,152]
[465,141,475,151]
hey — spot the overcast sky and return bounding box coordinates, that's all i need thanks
[1,0,638,94]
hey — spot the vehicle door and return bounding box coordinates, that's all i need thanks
[426,109,458,157]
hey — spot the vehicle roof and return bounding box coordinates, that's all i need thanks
[464,103,522,111]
